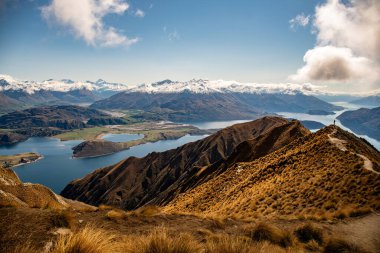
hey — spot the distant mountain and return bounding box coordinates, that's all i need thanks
[92,92,264,121]
[0,75,128,114]
[338,107,380,141]
[351,96,380,107]
[61,117,309,209]
[91,79,342,121]
[0,105,108,129]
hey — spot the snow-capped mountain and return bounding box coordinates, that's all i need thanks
[126,79,321,95]
[0,74,128,94]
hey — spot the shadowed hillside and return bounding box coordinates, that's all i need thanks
[62,117,309,209]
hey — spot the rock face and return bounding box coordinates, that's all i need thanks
[338,106,380,141]
[61,117,310,209]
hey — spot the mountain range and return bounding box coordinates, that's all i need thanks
[0,75,126,114]
[91,79,343,121]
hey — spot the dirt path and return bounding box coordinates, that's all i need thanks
[328,129,379,175]
[332,213,380,253]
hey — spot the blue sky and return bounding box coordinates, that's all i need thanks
[1,0,379,93]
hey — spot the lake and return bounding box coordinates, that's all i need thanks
[190,102,380,150]
[0,134,207,193]
[1,102,378,193]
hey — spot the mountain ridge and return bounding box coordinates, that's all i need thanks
[61,117,310,209]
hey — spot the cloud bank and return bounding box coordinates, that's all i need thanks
[41,0,139,47]
[290,0,380,85]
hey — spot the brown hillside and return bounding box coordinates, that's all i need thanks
[62,117,309,209]
[0,167,95,211]
[164,125,380,219]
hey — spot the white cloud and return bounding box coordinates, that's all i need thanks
[289,13,310,30]
[290,0,380,85]
[41,0,139,47]
[135,9,145,17]
[290,46,379,82]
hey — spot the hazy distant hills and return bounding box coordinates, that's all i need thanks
[338,107,380,140]
[351,96,380,107]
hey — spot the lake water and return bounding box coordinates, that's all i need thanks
[1,102,378,193]
[0,134,207,193]
[101,133,143,142]
[189,102,380,150]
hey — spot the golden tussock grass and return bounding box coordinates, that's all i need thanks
[205,234,253,253]
[129,205,162,217]
[10,225,119,253]
[51,210,76,229]
[122,227,202,253]
[9,223,371,253]
[249,222,295,248]
[105,209,128,220]
[98,204,114,210]
[164,127,380,220]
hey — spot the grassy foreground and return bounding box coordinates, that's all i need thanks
[3,205,375,253]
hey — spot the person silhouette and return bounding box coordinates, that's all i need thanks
[334,119,336,126]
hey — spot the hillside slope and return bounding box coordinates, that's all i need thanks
[165,126,380,219]
[0,167,94,211]
[0,105,108,129]
[61,117,310,209]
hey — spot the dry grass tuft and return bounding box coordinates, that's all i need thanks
[98,204,114,210]
[205,234,252,253]
[323,238,369,253]
[123,227,202,253]
[294,223,324,245]
[106,209,127,220]
[250,222,294,248]
[51,211,76,229]
[10,225,120,253]
[304,240,322,252]
[130,205,161,217]
[52,225,119,253]
[8,244,40,253]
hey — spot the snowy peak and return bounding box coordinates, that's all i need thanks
[0,74,128,94]
[127,79,320,95]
